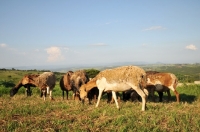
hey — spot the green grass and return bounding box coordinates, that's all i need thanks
[1,67,200,131]
[1,84,200,131]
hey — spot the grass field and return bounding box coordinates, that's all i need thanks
[1,65,200,132]
[1,84,200,132]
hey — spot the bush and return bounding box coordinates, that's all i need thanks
[85,69,100,78]
[0,80,15,87]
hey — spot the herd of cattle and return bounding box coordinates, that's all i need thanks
[9,65,179,111]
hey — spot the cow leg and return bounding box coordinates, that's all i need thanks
[169,85,179,102]
[49,90,54,100]
[72,89,76,100]
[166,90,171,102]
[158,92,163,102]
[66,90,68,100]
[46,86,50,95]
[29,88,32,96]
[134,87,147,111]
[110,96,114,104]
[45,90,47,98]
[62,90,65,100]
[25,87,29,97]
[174,90,180,102]
[96,89,103,108]
[26,87,31,96]
[117,92,120,103]
[112,91,120,109]
[148,86,156,102]
[42,90,46,101]
[107,92,112,103]
[87,91,92,105]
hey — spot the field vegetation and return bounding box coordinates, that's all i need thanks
[0,64,200,131]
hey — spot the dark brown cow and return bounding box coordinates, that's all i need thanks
[86,87,99,104]
[59,71,74,100]
[146,71,179,102]
[122,89,140,102]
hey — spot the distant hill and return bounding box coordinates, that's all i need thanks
[2,61,152,72]
[1,63,200,83]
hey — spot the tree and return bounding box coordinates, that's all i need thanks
[85,69,100,78]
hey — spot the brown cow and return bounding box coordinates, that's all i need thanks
[59,71,74,100]
[10,72,56,101]
[146,71,179,102]
[70,70,90,100]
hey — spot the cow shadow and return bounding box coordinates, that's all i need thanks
[174,93,196,103]
[166,94,196,103]
[147,94,197,104]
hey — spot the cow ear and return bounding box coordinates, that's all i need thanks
[28,75,33,80]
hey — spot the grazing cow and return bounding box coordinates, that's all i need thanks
[10,72,56,101]
[70,70,89,100]
[59,71,74,100]
[146,71,179,102]
[87,87,99,104]
[79,66,148,111]
[122,89,140,102]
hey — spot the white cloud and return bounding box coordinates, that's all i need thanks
[143,26,166,31]
[0,43,18,52]
[45,46,64,62]
[185,44,197,50]
[0,43,7,48]
[90,43,107,46]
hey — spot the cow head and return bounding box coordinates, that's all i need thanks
[10,87,19,97]
[79,84,88,103]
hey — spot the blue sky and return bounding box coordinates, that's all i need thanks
[0,0,200,68]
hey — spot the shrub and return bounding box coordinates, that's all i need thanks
[0,80,15,87]
[85,69,100,78]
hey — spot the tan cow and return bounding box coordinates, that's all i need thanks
[80,65,148,111]
[10,72,56,101]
